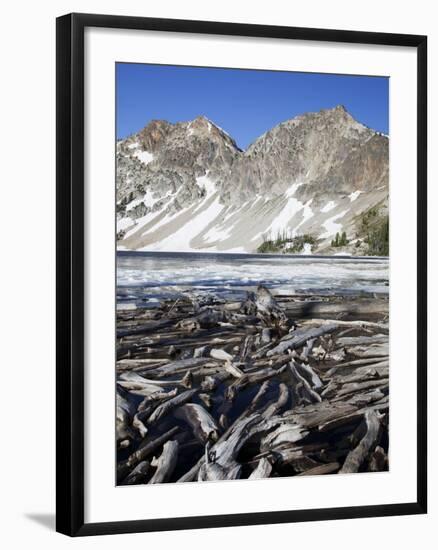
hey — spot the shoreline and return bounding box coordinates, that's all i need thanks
[117,248,389,261]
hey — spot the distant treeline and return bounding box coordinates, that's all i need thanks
[358,207,389,256]
[257,231,316,254]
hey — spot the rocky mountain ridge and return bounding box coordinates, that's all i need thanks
[116,106,388,255]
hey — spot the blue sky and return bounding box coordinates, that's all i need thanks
[116,63,389,150]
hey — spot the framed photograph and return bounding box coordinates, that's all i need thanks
[56,13,427,536]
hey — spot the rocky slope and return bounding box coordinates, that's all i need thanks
[116,106,388,255]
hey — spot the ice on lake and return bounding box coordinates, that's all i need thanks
[117,251,389,307]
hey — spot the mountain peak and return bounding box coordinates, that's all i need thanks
[318,104,349,118]
[193,115,210,123]
[143,119,173,131]
[117,106,388,254]
[190,116,224,134]
[137,119,173,151]
[188,115,214,131]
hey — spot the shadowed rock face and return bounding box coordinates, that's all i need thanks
[116,106,388,254]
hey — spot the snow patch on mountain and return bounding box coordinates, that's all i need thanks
[349,190,362,202]
[196,173,216,196]
[118,217,134,231]
[265,183,305,237]
[294,199,314,235]
[321,210,349,238]
[142,192,223,252]
[133,150,154,165]
[321,200,337,213]
[301,242,313,255]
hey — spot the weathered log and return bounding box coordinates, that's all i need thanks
[223,361,245,379]
[260,422,309,452]
[346,344,389,359]
[295,361,323,389]
[122,460,150,485]
[116,387,136,446]
[178,308,226,331]
[137,388,179,413]
[348,389,385,407]
[297,461,340,476]
[333,366,388,384]
[118,372,167,393]
[132,411,149,438]
[358,396,389,413]
[146,389,198,425]
[250,364,288,383]
[266,324,337,356]
[174,404,220,443]
[177,459,203,483]
[324,360,389,381]
[188,408,276,483]
[117,358,169,370]
[240,334,254,360]
[335,334,388,348]
[268,443,328,466]
[181,370,193,388]
[249,457,273,479]
[280,298,388,317]
[117,426,180,481]
[336,378,388,398]
[339,410,381,473]
[262,383,289,419]
[152,357,211,377]
[228,365,288,396]
[249,381,272,412]
[198,462,242,481]
[282,400,360,432]
[132,388,180,435]
[199,413,266,481]
[287,455,321,473]
[193,346,207,358]
[368,445,389,472]
[317,410,364,432]
[117,318,176,338]
[209,348,244,378]
[198,393,213,409]
[301,318,389,332]
[200,371,231,391]
[254,285,288,324]
[300,338,316,361]
[210,348,233,361]
[219,413,228,430]
[327,357,389,371]
[149,440,179,483]
[321,365,388,399]
[289,361,322,404]
[120,370,188,386]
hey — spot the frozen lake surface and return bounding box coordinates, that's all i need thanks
[117,251,389,307]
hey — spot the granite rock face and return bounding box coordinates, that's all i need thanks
[116,106,388,254]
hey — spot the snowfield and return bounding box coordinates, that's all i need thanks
[117,168,384,254]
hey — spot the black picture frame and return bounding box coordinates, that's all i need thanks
[56,12,427,537]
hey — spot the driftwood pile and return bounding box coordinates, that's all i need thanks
[116,286,389,484]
